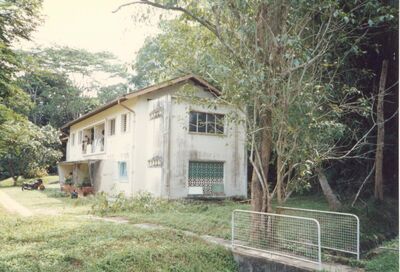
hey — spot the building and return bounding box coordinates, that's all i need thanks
[58,75,247,199]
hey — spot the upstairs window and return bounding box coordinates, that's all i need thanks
[109,118,116,136]
[121,113,128,133]
[71,133,75,146]
[78,131,83,144]
[189,111,224,135]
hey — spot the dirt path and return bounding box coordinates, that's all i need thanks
[0,190,33,217]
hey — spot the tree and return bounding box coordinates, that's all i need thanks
[374,59,388,201]
[0,119,62,185]
[97,83,129,104]
[0,0,42,100]
[17,70,98,128]
[17,46,129,92]
[116,0,392,212]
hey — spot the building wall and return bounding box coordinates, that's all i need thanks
[67,98,137,196]
[64,82,247,199]
[167,89,247,199]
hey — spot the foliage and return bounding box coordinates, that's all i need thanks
[363,237,399,272]
[97,83,129,104]
[123,0,398,208]
[0,120,62,184]
[17,46,129,91]
[0,0,42,100]
[17,70,98,128]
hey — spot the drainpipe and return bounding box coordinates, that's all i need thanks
[117,97,135,113]
[117,97,136,197]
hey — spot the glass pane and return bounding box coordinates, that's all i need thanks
[206,114,215,133]
[189,112,197,132]
[216,114,224,134]
[197,112,206,133]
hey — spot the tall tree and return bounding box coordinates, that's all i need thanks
[116,0,397,211]
[374,59,389,201]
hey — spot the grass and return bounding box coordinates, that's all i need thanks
[1,175,397,270]
[363,237,399,272]
[90,194,331,240]
[0,214,237,272]
[1,184,93,216]
[0,175,59,187]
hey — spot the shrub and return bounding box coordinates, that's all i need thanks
[91,192,181,215]
[24,167,48,178]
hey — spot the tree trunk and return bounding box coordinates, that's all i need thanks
[374,60,388,201]
[317,169,341,211]
[276,154,283,204]
[7,160,18,186]
[251,167,263,211]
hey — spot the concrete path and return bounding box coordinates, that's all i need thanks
[0,190,33,217]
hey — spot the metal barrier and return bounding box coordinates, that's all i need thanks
[276,206,360,260]
[232,210,321,266]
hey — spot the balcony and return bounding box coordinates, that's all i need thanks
[82,123,105,155]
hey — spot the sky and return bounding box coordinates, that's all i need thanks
[14,0,165,63]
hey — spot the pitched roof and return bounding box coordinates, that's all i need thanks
[61,74,221,130]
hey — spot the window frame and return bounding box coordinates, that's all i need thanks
[118,161,128,181]
[187,160,225,195]
[188,111,225,135]
[121,113,128,133]
[71,133,75,146]
[108,118,116,136]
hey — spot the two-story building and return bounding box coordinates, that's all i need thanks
[58,75,247,199]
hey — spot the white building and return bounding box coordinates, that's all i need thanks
[58,75,247,199]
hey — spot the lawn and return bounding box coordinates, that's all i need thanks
[1,175,397,272]
[0,214,237,272]
[0,175,59,187]
[1,184,93,216]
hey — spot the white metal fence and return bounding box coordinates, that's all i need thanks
[232,210,322,265]
[276,207,360,260]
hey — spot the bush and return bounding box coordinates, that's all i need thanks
[91,192,183,215]
[24,167,48,178]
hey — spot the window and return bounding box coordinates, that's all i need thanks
[71,133,75,146]
[78,131,83,144]
[188,161,224,195]
[109,118,116,136]
[189,111,224,135]
[121,113,128,133]
[118,161,127,179]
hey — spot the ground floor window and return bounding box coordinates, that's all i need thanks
[188,161,224,196]
[118,161,128,179]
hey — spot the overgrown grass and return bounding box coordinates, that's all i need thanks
[0,214,237,272]
[0,175,59,187]
[90,193,331,239]
[363,237,399,272]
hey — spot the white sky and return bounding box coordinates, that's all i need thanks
[14,0,165,63]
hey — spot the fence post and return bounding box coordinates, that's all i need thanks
[231,210,235,249]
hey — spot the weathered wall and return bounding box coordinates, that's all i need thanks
[168,85,247,199]
[64,81,247,199]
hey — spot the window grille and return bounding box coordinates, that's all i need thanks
[188,161,224,195]
[109,119,116,136]
[189,111,224,135]
[121,114,128,132]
